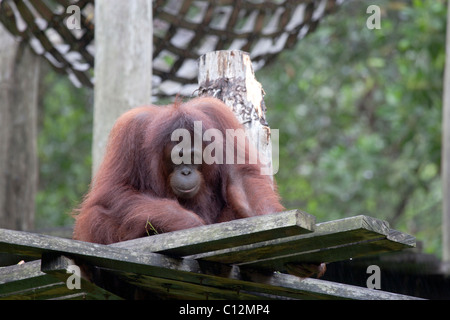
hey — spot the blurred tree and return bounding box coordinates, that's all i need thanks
[0,25,39,231]
[258,0,445,256]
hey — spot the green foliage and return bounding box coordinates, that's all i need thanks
[257,0,445,256]
[36,70,93,229]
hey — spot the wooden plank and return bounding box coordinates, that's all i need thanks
[106,265,422,300]
[0,228,106,258]
[188,215,399,264]
[241,230,415,272]
[0,260,57,295]
[1,282,77,300]
[0,228,196,277]
[112,210,315,256]
[233,268,422,300]
[107,270,278,300]
[0,258,121,300]
[0,215,413,278]
[0,227,251,290]
[0,260,82,300]
[0,228,420,300]
[40,254,123,300]
[235,271,423,300]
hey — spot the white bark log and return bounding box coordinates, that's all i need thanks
[198,50,277,177]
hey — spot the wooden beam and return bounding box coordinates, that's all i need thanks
[105,264,422,300]
[0,258,120,300]
[189,215,391,263]
[0,260,88,300]
[40,254,122,300]
[241,230,415,272]
[0,226,419,300]
[0,227,237,281]
[92,0,153,174]
[189,216,415,272]
[0,260,57,297]
[112,210,315,255]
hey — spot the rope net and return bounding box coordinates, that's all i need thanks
[0,0,341,96]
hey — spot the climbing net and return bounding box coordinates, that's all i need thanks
[0,0,342,96]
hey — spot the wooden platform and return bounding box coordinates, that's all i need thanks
[0,210,420,300]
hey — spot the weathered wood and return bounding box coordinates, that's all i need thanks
[233,269,422,300]
[198,50,277,176]
[112,210,315,255]
[1,282,78,300]
[0,257,120,300]
[0,260,81,300]
[240,272,421,300]
[0,227,236,282]
[0,224,419,300]
[107,265,422,300]
[241,230,415,272]
[41,254,122,300]
[188,216,415,271]
[189,215,391,263]
[0,229,88,258]
[110,271,276,300]
[198,50,266,127]
[0,260,53,294]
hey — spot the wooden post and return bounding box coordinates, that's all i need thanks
[0,25,39,231]
[93,0,153,175]
[442,0,450,263]
[197,50,277,177]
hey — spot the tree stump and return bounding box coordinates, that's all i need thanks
[197,50,277,177]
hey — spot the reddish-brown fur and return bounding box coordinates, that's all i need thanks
[73,97,285,244]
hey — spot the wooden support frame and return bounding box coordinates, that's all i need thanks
[189,215,415,272]
[0,212,419,300]
[112,210,315,255]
